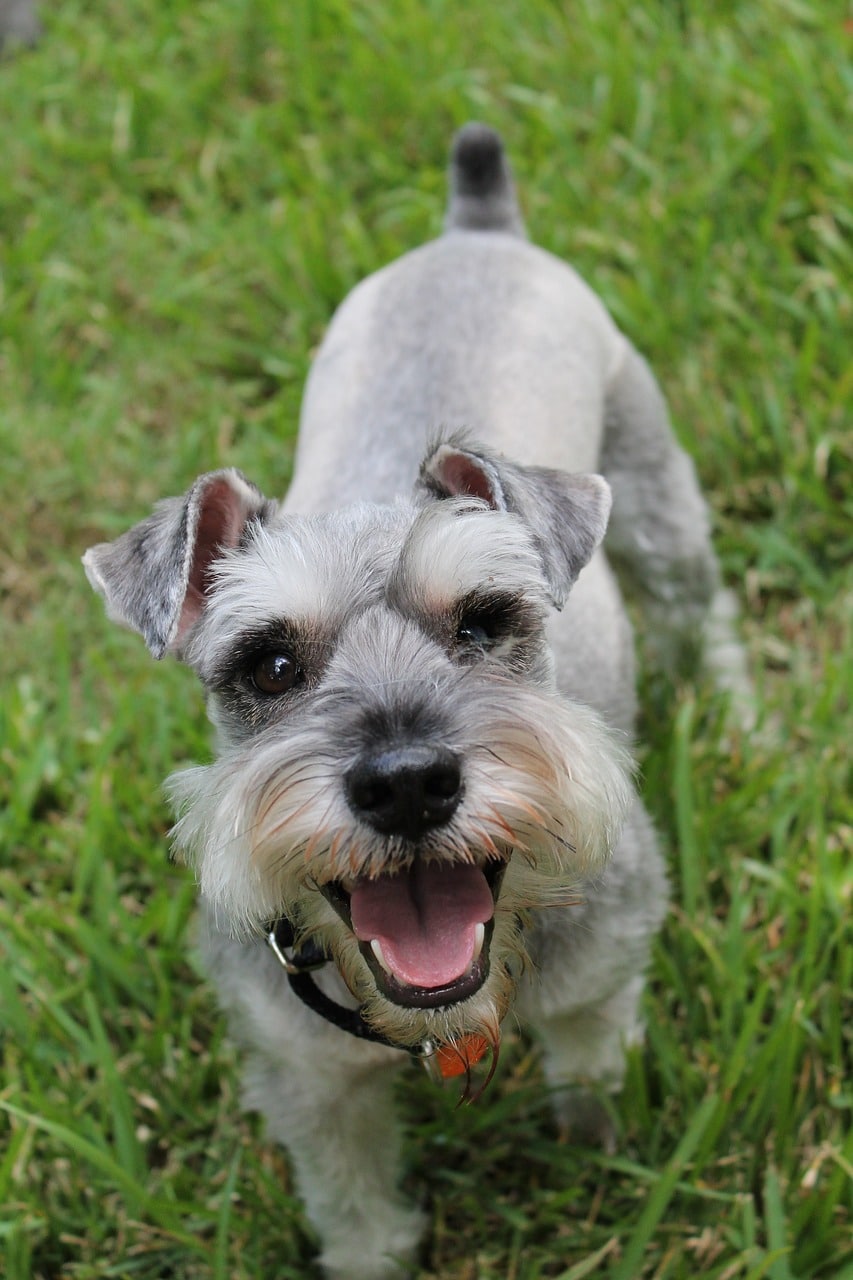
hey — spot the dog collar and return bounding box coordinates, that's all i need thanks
[265,917,491,1082]
[266,915,408,1052]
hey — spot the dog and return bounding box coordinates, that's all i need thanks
[84,124,747,1279]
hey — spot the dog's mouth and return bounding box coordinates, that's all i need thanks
[321,861,505,1009]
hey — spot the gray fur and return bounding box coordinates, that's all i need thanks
[85,125,748,1279]
[83,469,271,658]
[0,0,39,51]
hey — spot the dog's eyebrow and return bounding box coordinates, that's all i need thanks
[453,588,540,631]
[388,505,548,617]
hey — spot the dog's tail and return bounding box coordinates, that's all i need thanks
[444,123,526,237]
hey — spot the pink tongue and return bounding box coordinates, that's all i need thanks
[350,863,494,990]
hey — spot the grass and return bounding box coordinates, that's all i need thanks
[0,0,850,1276]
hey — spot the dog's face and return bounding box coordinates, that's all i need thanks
[85,441,631,1051]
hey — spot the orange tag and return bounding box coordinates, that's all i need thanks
[435,1034,490,1078]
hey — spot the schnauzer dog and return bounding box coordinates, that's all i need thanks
[84,124,746,1279]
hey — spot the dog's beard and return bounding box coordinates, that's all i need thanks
[295,892,520,1054]
[169,681,632,1047]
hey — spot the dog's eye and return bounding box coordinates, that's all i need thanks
[251,652,303,695]
[457,617,494,649]
[455,594,524,657]
[456,606,507,652]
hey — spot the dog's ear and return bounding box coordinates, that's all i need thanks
[83,469,273,658]
[419,441,611,609]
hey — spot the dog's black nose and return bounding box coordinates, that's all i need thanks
[345,745,463,839]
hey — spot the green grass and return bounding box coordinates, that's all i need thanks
[1,0,850,1276]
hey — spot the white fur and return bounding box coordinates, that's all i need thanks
[395,501,549,608]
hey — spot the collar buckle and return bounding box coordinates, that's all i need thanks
[266,919,328,975]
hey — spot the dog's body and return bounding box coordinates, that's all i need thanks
[85,126,745,1279]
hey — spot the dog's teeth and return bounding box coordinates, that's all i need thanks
[461,924,487,979]
[370,939,392,975]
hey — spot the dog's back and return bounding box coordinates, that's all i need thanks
[286,124,628,516]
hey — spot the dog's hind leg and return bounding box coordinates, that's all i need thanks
[601,343,752,715]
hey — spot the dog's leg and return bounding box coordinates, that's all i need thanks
[0,0,41,51]
[535,975,647,1153]
[522,797,667,1153]
[602,343,752,716]
[244,1050,424,1280]
[204,926,424,1280]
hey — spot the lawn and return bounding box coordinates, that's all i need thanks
[0,1,850,1277]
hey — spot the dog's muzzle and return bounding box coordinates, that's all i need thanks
[314,741,503,1008]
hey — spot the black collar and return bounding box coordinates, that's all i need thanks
[266,916,429,1058]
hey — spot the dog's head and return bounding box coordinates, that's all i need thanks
[84,440,632,1050]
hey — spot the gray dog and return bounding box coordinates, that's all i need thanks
[84,125,746,1279]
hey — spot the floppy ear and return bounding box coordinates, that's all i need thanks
[83,469,273,658]
[419,438,611,609]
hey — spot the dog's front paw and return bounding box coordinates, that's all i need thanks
[553,1086,619,1156]
[321,1204,426,1280]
